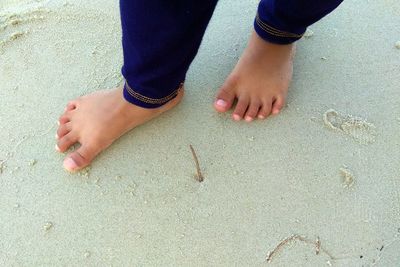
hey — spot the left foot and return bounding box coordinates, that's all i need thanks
[214,31,295,121]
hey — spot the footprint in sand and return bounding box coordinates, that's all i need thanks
[323,109,377,144]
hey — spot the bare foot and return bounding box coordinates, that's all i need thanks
[214,31,295,121]
[56,86,183,172]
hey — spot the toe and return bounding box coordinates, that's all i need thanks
[58,115,70,125]
[257,99,273,119]
[65,101,77,112]
[56,132,78,153]
[272,95,285,115]
[214,80,236,113]
[56,122,72,139]
[244,100,261,122]
[232,95,250,121]
[63,145,97,172]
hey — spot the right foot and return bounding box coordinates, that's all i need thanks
[56,86,183,172]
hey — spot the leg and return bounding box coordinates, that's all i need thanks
[121,0,218,108]
[214,0,343,121]
[56,0,218,172]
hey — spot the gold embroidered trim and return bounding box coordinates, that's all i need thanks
[125,81,183,105]
[256,13,303,38]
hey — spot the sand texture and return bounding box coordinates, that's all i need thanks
[1,0,399,266]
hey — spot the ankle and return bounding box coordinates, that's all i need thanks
[249,31,295,56]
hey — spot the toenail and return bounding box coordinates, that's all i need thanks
[57,121,60,126]
[233,114,241,121]
[55,144,60,152]
[245,116,253,122]
[63,157,78,172]
[216,99,227,107]
[55,134,59,139]
[258,115,265,119]
[272,109,280,115]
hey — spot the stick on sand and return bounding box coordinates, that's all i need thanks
[189,145,204,182]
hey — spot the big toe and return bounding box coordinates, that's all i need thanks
[63,145,97,172]
[214,83,236,113]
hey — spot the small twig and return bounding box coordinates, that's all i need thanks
[189,145,203,182]
[0,160,5,174]
[266,235,298,262]
[316,236,321,255]
[266,235,336,263]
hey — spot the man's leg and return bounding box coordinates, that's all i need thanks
[56,0,218,172]
[214,0,343,121]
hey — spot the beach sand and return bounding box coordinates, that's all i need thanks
[1,0,399,266]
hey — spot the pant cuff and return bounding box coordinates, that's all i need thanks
[123,81,183,109]
[254,12,305,45]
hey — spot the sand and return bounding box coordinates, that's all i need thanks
[1,0,399,266]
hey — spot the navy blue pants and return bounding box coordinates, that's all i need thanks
[120,0,343,108]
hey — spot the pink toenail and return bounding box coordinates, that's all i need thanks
[216,99,227,107]
[55,144,60,152]
[245,116,253,122]
[55,134,59,139]
[233,114,241,121]
[63,157,78,171]
[258,115,265,119]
